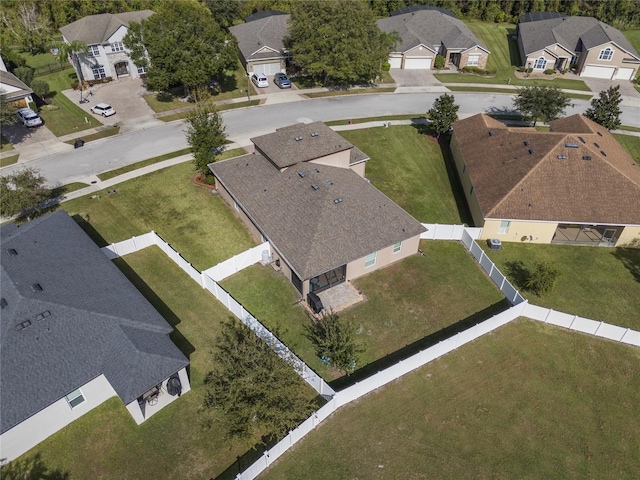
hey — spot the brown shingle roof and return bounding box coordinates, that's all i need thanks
[252,122,356,169]
[452,114,640,225]
[210,154,425,280]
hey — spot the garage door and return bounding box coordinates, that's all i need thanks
[388,56,402,69]
[404,57,432,69]
[581,65,615,79]
[614,67,634,80]
[252,62,281,75]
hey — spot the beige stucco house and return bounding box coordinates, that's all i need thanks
[517,12,640,80]
[209,122,426,300]
[450,114,640,247]
[377,6,490,70]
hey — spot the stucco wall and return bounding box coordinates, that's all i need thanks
[449,134,484,227]
[578,41,639,76]
[0,375,117,463]
[460,47,488,69]
[523,49,558,70]
[481,219,558,243]
[309,150,351,170]
[350,161,366,178]
[403,45,436,58]
[214,181,265,244]
[617,226,640,247]
[346,234,421,282]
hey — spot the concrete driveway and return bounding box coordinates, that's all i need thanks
[62,77,156,126]
[576,76,640,106]
[2,121,57,147]
[389,68,443,86]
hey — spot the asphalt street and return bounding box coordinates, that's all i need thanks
[3,92,639,187]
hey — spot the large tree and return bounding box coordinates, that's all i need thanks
[306,312,365,375]
[185,103,227,176]
[203,318,315,442]
[584,85,622,131]
[0,168,49,220]
[428,93,460,137]
[0,95,18,127]
[285,0,394,86]
[0,0,53,54]
[513,85,572,126]
[124,0,236,92]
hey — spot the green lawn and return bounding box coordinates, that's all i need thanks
[325,114,425,126]
[19,248,305,480]
[261,318,640,480]
[340,126,471,224]
[63,162,255,270]
[222,241,507,385]
[435,22,590,91]
[0,155,19,167]
[63,126,119,145]
[483,243,640,330]
[623,29,640,80]
[613,133,640,160]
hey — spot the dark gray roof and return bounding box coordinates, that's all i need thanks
[252,122,357,169]
[518,15,640,59]
[378,10,488,54]
[210,153,425,280]
[0,70,33,101]
[0,210,188,434]
[245,10,288,23]
[390,5,455,18]
[60,10,154,44]
[519,11,565,23]
[229,13,290,62]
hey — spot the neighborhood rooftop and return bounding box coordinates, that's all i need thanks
[229,12,290,62]
[0,210,188,434]
[60,10,154,44]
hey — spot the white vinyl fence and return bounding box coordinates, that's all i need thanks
[102,234,335,398]
[420,223,482,240]
[203,244,272,281]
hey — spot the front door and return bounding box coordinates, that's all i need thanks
[600,228,617,246]
[114,61,129,77]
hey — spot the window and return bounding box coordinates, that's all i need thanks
[498,220,511,234]
[88,45,100,57]
[364,252,377,268]
[136,65,147,74]
[533,56,547,70]
[598,47,613,61]
[92,65,106,79]
[467,54,480,66]
[65,389,85,409]
[393,241,402,254]
[110,42,124,53]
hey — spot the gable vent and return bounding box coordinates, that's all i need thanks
[311,184,319,190]
[524,140,530,146]
[582,155,592,161]
[1,298,7,309]
[31,283,43,292]
[298,171,306,178]
[557,155,567,160]
[528,149,535,155]
[565,143,579,148]
[6,248,18,256]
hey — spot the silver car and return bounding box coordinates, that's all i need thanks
[16,108,43,127]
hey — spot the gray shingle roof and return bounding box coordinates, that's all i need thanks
[0,70,33,101]
[229,13,290,62]
[518,15,640,59]
[377,10,488,54]
[59,10,154,44]
[0,210,188,434]
[210,151,425,280]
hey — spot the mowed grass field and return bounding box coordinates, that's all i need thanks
[16,248,317,480]
[261,319,640,480]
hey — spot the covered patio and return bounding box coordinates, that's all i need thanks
[552,224,620,246]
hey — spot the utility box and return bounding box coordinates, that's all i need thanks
[487,238,502,250]
[307,292,324,314]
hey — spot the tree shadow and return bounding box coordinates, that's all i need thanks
[484,105,524,119]
[329,299,511,391]
[212,434,279,480]
[156,91,175,103]
[504,260,530,290]
[0,452,71,480]
[610,248,640,284]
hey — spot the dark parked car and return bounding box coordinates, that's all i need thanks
[274,72,291,89]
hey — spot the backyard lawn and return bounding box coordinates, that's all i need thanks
[222,241,507,385]
[434,22,591,91]
[483,243,640,330]
[18,248,315,480]
[261,318,640,480]
[340,126,471,224]
[63,162,255,270]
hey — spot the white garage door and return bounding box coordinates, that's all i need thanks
[388,56,402,69]
[582,65,615,79]
[614,67,634,80]
[404,57,432,69]
[252,62,281,75]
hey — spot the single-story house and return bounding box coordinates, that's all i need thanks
[450,114,640,247]
[229,10,289,75]
[0,210,190,463]
[0,56,34,108]
[517,12,640,80]
[377,6,490,70]
[60,10,154,82]
[209,122,426,299]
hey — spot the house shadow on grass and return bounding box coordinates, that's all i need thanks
[213,435,279,480]
[610,248,640,283]
[329,298,511,391]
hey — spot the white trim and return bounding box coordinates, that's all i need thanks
[249,45,281,57]
[393,241,402,254]
[364,251,377,268]
[598,47,614,61]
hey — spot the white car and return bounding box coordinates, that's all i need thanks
[251,73,269,88]
[91,103,116,117]
[16,108,43,127]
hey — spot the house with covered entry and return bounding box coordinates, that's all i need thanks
[0,210,190,463]
[516,12,640,80]
[59,10,154,82]
[0,56,34,108]
[450,114,640,247]
[229,10,289,76]
[377,6,490,70]
[209,122,426,302]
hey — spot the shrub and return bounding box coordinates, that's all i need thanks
[526,260,560,295]
[544,69,556,75]
[434,55,445,69]
[27,101,38,112]
[460,66,496,76]
[382,62,391,72]
[31,79,50,98]
[14,67,34,87]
